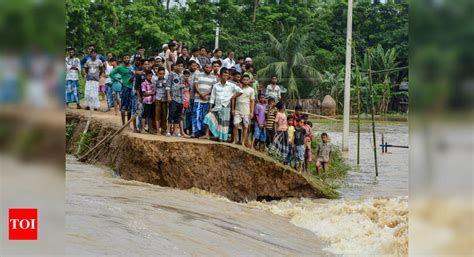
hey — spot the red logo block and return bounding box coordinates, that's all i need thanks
[9,208,38,240]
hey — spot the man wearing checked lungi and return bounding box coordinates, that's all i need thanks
[203,67,243,142]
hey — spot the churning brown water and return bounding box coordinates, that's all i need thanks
[66,121,408,256]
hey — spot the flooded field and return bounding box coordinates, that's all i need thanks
[66,156,332,257]
[314,120,409,199]
[66,120,408,256]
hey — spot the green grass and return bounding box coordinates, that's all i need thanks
[77,130,98,155]
[307,134,351,189]
[66,121,77,143]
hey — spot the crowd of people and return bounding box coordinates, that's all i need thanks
[65,42,334,173]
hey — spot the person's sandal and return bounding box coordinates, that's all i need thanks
[166,132,171,137]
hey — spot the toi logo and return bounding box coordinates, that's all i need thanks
[9,208,38,240]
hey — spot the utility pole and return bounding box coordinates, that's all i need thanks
[342,0,353,152]
[214,25,220,51]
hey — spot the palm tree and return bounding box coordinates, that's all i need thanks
[255,26,320,99]
[368,45,399,113]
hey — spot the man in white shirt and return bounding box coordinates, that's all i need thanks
[221,51,235,69]
[203,68,243,142]
[210,49,223,63]
[266,74,282,102]
[232,73,254,146]
[159,44,168,60]
[189,48,201,68]
[65,47,82,109]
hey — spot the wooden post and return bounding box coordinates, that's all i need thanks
[368,51,379,177]
[381,133,385,153]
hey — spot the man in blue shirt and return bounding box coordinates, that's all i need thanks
[234,56,245,73]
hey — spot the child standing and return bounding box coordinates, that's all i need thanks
[292,104,303,120]
[141,70,155,133]
[286,115,295,166]
[264,97,277,146]
[315,132,333,174]
[108,58,122,116]
[294,118,307,172]
[153,66,168,135]
[269,101,288,163]
[180,70,192,138]
[99,72,107,103]
[302,114,314,173]
[252,93,267,151]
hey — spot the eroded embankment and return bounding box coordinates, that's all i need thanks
[66,110,338,201]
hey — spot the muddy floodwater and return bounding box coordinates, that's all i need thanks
[316,120,409,199]
[66,120,408,256]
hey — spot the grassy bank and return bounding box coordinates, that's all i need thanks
[307,134,351,189]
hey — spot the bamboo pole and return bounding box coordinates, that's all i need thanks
[78,113,138,162]
[368,51,379,177]
[353,47,361,165]
[75,109,92,156]
[286,109,340,122]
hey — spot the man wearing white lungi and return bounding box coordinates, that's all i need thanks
[83,49,104,110]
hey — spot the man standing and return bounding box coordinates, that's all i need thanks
[245,57,253,65]
[211,61,221,78]
[159,44,168,60]
[153,66,168,135]
[222,51,235,69]
[266,75,282,102]
[131,46,145,63]
[80,44,106,72]
[189,48,201,68]
[166,60,185,136]
[197,47,210,68]
[109,54,135,127]
[244,63,259,99]
[232,74,255,146]
[210,49,223,63]
[132,58,152,133]
[192,63,215,138]
[184,60,200,135]
[165,42,177,72]
[203,68,243,142]
[83,49,104,111]
[234,56,245,73]
[104,52,114,109]
[65,47,82,109]
[177,46,191,68]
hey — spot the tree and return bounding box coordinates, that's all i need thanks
[255,25,320,99]
[370,44,399,113]
[310,69,345,114]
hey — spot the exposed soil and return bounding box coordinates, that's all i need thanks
[66,109,337,202]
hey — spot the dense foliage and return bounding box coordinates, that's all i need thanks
[67,0,408,110]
